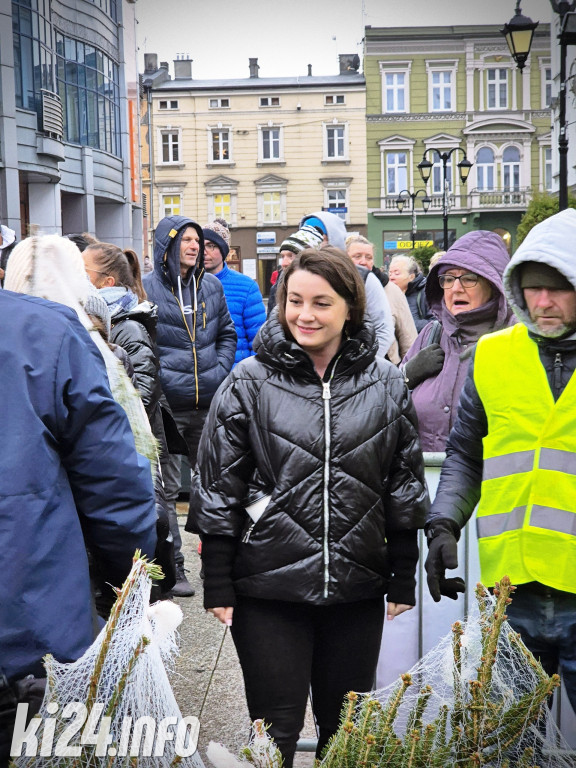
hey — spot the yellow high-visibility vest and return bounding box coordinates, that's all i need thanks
[474,323,576,593]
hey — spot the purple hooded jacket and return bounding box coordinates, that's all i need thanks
[402,230,515,451]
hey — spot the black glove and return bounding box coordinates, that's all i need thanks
[425,519,466,602]
[403,344,445,389]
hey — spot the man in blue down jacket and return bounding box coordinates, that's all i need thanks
[202,219,266,366]
[143,215,236,596]
[0,289,156,762]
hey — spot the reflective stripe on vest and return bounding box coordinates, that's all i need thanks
[474,324,576,594]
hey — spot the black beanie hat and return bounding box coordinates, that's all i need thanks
[519,261,574,291]
[202,219,230,260]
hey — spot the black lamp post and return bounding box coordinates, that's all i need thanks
[417,148,472,250]
[395,189,431,249]
[503,1,576,211]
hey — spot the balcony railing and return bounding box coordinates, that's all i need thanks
[375,187,532,214]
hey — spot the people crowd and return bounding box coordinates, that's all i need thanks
[2,206,576,765]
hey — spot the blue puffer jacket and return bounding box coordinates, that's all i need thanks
[0,290,156,683]
[143,215,237,410]
[214,263,266,366]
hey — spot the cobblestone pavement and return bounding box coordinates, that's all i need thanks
[170,506,316,767]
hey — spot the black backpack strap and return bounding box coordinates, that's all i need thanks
[426,320,442,346]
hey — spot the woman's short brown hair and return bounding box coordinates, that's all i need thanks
[277,246,366,337]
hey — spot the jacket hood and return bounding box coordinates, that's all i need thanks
[153,215,205,288]
[426,229,512,328]
[504,209,576,335]
[113,299,158,335]
[253,311,377,378]
[299,211,347,250]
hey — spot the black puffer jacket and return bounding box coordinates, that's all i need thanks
[109,300,162,416]
[406,273,434,332]
[189,314,429,606]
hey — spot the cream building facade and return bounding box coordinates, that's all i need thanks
[141,55,366,295]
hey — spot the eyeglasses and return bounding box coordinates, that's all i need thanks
[439,273,479,289]
[204,242,220,251]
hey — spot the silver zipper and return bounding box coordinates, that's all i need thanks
[322,380,332,598]
[242,522,256,543]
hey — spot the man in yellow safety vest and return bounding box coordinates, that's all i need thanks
[425,208,576,715]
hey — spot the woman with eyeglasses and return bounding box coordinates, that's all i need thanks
[401,230,515,451]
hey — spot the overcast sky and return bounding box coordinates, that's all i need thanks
[136,0,552,80]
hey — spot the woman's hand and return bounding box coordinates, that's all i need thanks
[207,606,234,626]
[386,602,413,621]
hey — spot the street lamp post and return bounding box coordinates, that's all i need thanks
[395,189,432,249]
[502,1,576,211]
[417,149,473,250]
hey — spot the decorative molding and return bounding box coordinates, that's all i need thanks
[368,113,467,122]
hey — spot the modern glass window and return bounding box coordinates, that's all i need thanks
[260,96,280,107]
[431,151,452,194]
[502,146,521,190]
[476,147,495,191]
[544,147,553,191]
[211,130,230,162]
[260,127,282,160]
[327,189,347,219]
[431,71,452,111]
[85,0,117,21]
[325,125,346,159]
[214,193,231,219]
[162,194,181,217]
[159,100,179,110]
[262,191,281,223]
[13,0,54,112]
[161,131,179,163]
[385,152,407,195]
[487,68,508,109]
[384,72,406,113]
[55,33,121,155]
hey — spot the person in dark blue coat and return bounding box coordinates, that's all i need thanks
[0,288,156,762]
[143,215,236,596]
[202,219,266,366]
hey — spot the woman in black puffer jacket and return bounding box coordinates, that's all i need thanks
[189,247,429,766]
[83,242,178,593]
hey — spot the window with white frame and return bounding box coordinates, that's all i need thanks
[324,123,348,160]
[262,191,281,222]
[385,152,407,195]
[160,130,180,163]
[431,151,452,194]
[476,147,496,191]
[544,67,552,108]
[431,71,452,111]
[325,94,345,105]
[502,146,521,190]
[384,72,406,112]
[259,96,280,107]
[259,126,283,161]
[326,189,347,220]
[544,147,553,191]
[210,128,231,162]
[159,100,179,110]
[487,68,508,109]
[205,177,238,225]
[255,176,287,226]
[162,194,181,217]
[214,193,231,219]
[209,98,230,109]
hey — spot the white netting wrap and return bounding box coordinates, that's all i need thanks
[11,554,205,767]
[207,720,283,768]
[319,578,575,768]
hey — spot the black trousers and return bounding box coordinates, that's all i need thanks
[230,595,385,767]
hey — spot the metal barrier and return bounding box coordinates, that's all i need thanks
[376,452,576,748]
